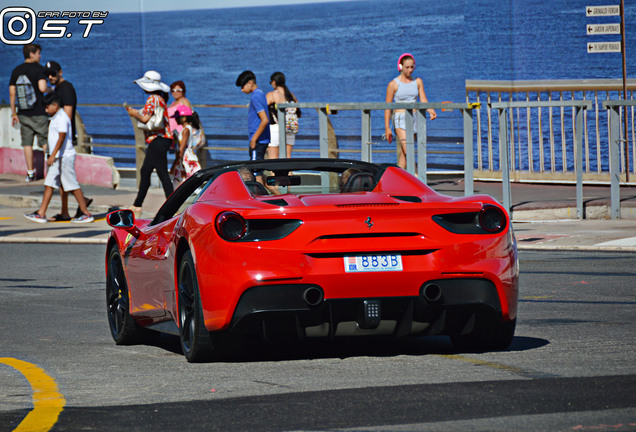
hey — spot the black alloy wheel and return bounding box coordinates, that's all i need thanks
[106,247,140,344]
[178,250,214,362]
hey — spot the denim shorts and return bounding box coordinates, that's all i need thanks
[393,111,417,134]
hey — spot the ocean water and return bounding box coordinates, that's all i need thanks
[1,0,634,169]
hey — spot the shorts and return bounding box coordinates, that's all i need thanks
[249,142,269,161]
[44,154,80,191]
[249,142,269,177]
[393,111,417,134]
[269,123,296,148]
[18,115,49,147]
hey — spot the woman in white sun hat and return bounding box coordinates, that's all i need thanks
[124,70,173,216]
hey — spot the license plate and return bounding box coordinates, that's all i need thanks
[344,255,403,273]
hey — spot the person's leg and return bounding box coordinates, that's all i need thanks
[33,116,49,154]
[70,188,90,215]
[395,128,407,169]
[58,188,70,218]
[19,116,36,174]
[151,137,174,198]
[23,146,34,172]
[37,186,55,217]
[133,150,153,208]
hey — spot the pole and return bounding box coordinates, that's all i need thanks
[620,0,629,181]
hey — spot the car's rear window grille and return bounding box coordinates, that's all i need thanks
[334,203,400,208]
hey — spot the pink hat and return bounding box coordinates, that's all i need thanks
[171,105,193,117]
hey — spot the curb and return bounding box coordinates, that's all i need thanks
[0,237,108,245]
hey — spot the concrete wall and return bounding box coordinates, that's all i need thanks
[0,106,120,188]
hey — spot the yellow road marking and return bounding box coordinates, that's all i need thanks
[0,217,12,221]
[0,358,65,432]
[437,354,529,375]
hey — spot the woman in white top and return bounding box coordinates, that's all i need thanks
[266,71,299,159]
[384,53,436,169]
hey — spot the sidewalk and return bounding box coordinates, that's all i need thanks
[1,172,635,251]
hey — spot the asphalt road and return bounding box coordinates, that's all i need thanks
[0,244,635,432]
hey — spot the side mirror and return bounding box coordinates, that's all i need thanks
[106,209,141,237]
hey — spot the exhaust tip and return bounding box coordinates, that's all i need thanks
[421,283,442,303]
[303,286,324,307]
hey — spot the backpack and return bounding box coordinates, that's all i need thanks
[16,75,37,110]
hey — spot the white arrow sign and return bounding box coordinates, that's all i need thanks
[587,23,621,35]
[587,41,621,53]
[586,5,620,16]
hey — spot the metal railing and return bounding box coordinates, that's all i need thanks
[604,100,636,219]
[275,102,479,194]
[491,100,592,219]
[466,79,636,184]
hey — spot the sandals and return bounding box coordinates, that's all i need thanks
[50,213,72,222]
[73,197,93,219]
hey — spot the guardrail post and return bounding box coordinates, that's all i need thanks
[74,112,91,154]
[127,112,146,188]
[361,110,371,163]
[498,107,512,213]
[416,109,427,183]
[404,109,415,174]
[609,105,622,219]
[575,106,584,220]
[461,107,474,196]
[277,106,287,158]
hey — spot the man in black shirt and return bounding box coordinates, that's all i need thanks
[44,61,77,144]
[9,44,49,182]
[44,61,92,221]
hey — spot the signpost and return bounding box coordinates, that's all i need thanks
[585,2,629,181]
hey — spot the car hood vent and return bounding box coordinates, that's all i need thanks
[334,203,400,208]
[391,195,422,203]
[263,199,289,207]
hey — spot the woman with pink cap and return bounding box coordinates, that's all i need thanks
[384,53,437,169]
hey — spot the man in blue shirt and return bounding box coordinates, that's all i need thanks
[236,70,270,182]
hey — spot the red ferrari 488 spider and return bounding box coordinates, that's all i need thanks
[106,159,518,362]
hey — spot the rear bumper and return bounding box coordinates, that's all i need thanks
[228,278,509,340]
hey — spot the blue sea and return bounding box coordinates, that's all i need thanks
[1,0,635,169]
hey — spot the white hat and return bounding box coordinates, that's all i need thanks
[133,70,170,93]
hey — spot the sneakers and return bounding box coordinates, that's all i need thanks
[72,214,94,223]
[24,211,47,223]
[25,170,36,182]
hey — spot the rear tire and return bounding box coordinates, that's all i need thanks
[106,247,141,344]
[178,250,214,362]
[451,315,516,352]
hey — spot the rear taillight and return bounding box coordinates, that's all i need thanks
[215,211,247,241]
[478,204,506,233]
[433,204,507,234]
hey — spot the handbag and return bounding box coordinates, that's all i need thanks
[285,107,299,134]
[137,97,165,131]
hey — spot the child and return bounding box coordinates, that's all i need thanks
[169,105,204,184]
[24,93,93,223]
[235,70,270,183]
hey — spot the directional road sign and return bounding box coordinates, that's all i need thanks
[587,41,621,53]
[585,5,620,16]
[587,23,621,35]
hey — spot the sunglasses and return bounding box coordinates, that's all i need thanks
[171,88,183,92]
